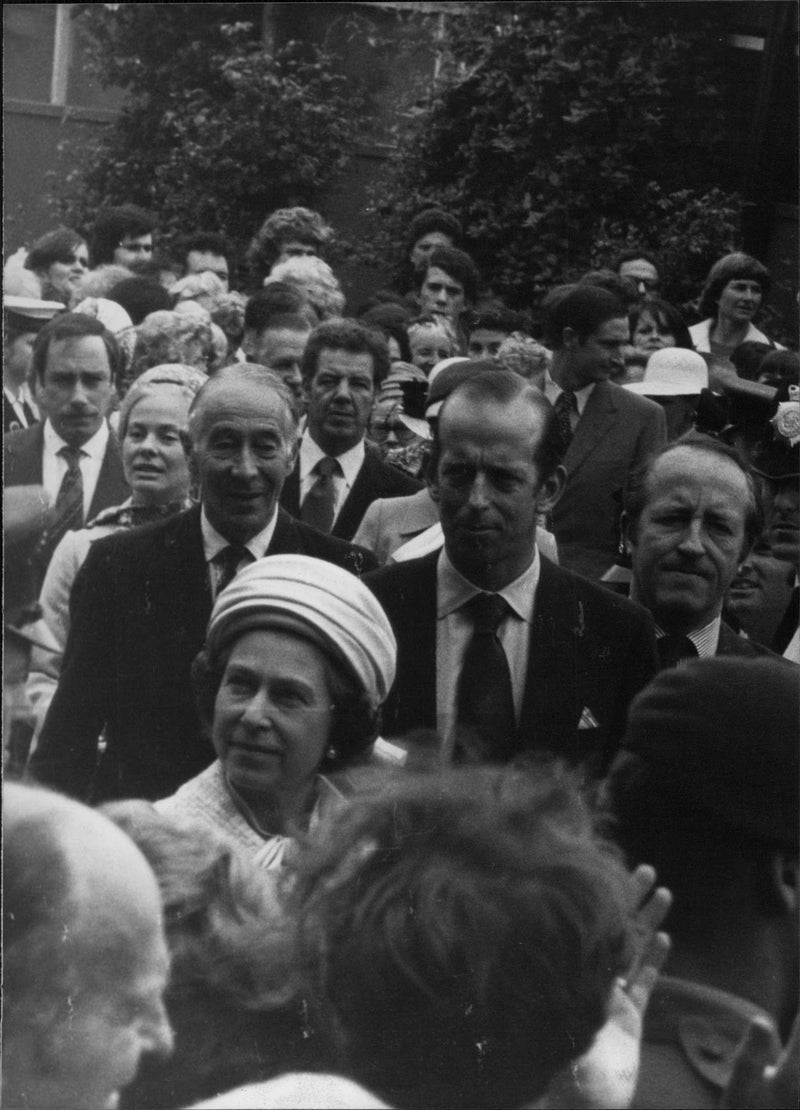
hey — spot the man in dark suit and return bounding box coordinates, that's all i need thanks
[542,285,667,579]
[365,370,657,775]
[280,318,421,540]
[4,312,129,574]
[623,435,781,665]
[30,365,376,804]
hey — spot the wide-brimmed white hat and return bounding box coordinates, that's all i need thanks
[624,347,708,396]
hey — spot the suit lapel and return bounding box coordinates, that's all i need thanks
[6,423,45,484]
[519,559,580,745]
[162,506,213,633]
[563,381,619,477]
[333,453,378,540]
[280,465,301,518]
[88,432,128,518]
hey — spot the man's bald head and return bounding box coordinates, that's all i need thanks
[3,784,172,1110]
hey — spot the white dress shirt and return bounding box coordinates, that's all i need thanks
[435,546,541,756]
[201,507,279,598]
[299,435,365,524]
[42,419,110,518]
[543,371,596,432]
[654,616,721,658]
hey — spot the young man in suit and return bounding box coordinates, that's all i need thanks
[624,435,782,665]
[365,370,657,774]
[542,284,667,579]
[3,312,129,575]
[30,365,376,804]
[280,319,421,540]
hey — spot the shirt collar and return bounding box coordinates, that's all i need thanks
[655,615,721,658]
[200,505,279,564]
[543,369,596,416]
[301,433,366,487]
[43,417,110,460]
[437,545,540,621]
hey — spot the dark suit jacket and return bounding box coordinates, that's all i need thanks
[4,420,129,520]
[365,551,658,776]
[4,395,38,435]
[280,445,422,541]
[551,381,667,580]
[715,620,782,659]
[30,506,378,804]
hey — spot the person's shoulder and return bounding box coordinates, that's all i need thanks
[363,452,423,495]
[604,379,663,417]
[4,422,42,458]
[364,550,438,594]
[717,621,789,662]
[83,506,199,564]
[286,516,378,574]
[541,559,653,624]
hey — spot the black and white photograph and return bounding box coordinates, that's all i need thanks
[3,3,799,1108]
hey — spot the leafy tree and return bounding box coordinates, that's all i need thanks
[50,4,365,271]
[367,1,746,312]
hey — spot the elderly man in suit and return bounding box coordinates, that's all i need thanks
[4,312,129,576]
[542,285,667,579]
[624,435,784,666]
[280,319,421,540]
[30,365,376,804]
[365,370,657,773]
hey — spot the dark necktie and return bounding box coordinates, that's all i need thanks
[554,390,577,457]
[773,587,799,654]
[455,592,517,763]
[657,634,699,670]
[215,544,251,596]
[41,446,85,561]
[13,398,36,427]
[301,457,341,534]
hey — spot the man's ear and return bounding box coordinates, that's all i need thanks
[768,849,799,913]
[562,326,580,351]
[536,465,566,514]
[187,446,201,501]
[285,433,300,474]
[621,510,636,554]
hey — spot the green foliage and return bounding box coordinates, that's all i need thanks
[49,5,365,266]
[367,1,745,310]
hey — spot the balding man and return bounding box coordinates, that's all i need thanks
[624,435,781,666]
[3,782,173,1110]
[30,365,376,803]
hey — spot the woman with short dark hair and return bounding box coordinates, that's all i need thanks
[24,228,89,307]
[689,252,783,386]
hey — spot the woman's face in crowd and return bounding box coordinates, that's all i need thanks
[632,310,675,352]
[41,242,89,303]
[213,629,333,811]
[122,391,191,506]
[717,279,762,325]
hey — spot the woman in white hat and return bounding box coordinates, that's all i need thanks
[155,554,397,870]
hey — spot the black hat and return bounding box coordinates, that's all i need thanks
[620,657,799,847]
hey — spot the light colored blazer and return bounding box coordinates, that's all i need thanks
[353,487,439,565]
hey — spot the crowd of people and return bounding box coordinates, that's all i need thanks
[3,201,799,1109]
